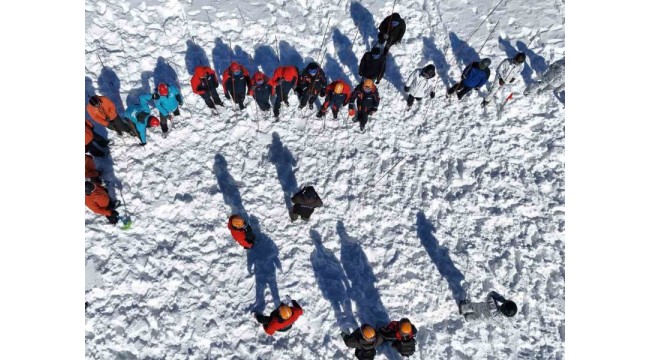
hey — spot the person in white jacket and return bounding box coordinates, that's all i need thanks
[403,64,436,109]
[481,52,526,107]
[524,58,565,96]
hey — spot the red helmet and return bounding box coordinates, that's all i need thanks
[253,71,266,85]
[157,83,169,96]
[148,116,160,127]
[230,62,242,73]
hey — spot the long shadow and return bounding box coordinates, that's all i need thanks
[416,211,466,303]
[449,32,479,68]
[212,153,248,218]
[310,229,356,330]
[233,45,252,67]
[423,37,452,87]
[212,38,233,75]
[153,56,180,89]
[350,1,376,50]
[332,27,360,82]
[246,215,282,313]
[337,221,400,360]
[324,54,349,84]
[97,67,126,114]
[85,77,99,128]
[94,147,122,201]
[383,53,405,93]
[254,44,279,76]
[268,132,299,214]
[515,40,548,85]
[126,71,153,108]
[185,40,210,75]
[279,40,305,70]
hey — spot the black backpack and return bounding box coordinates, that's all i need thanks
[396,338,416,356]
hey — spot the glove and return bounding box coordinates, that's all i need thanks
[383,34,389,40]
[375,79,381,84]
[107,211,119,224]
[320,89,326,97]
[370,108,377,115]
[404,86,410,92]
[510,78,515,83]
[348,109,355,116]
[430,91,435,98]
[498,78,505,86]
[224,92,231,100]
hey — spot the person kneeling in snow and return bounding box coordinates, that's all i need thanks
[379,318,418,357]
[85,181,120,225]
[227,214,255,249]
[143,82,183,134]
[125,94,160,146]
[342,324,384,360]
[290,186,323,222]
[459,291,517,322]
[254,299,304,335]
[404,64,436,110]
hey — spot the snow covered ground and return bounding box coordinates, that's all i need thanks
[85,0,565,359]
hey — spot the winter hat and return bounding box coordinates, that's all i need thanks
[85,181,95,195]
[479,58,492,69]
[422,64,436,79]
[361,324,376,341]
[89,95,101,107]
[514,52,526,64]
[279,305,293,320]
[500,300,518,317]
[158,83,169,96]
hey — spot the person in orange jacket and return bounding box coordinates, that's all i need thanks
[85,119,109,157]
[86,95,135,136]
[85,155,102,183]
[227,215,256,249]
[85,181,120,224]
[222,61,251,110]
[254,299,304,335]
[191,66,225,110]
[268,65,299,120]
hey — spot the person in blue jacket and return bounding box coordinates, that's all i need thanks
[125,94,159,146]
[141,83,183,134]
[447,58,492,100]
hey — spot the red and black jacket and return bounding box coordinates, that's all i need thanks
[320,80,352,111]
[222,62,252,99]
[264,301,304,335]
[191,66,219,94]
[349,83,380,113]
[227,215,255,249]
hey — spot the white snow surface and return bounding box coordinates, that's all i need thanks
[85,0,565,359]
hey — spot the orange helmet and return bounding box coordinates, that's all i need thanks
[362,79,374,91]
[279,305,293,320]
[334,83,345,94]
[361,324,376,341]
[231,215,245,229]
[398,319,412,336]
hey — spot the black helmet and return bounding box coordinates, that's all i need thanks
[514,52,526,64]
[371,47,381,56]
[479,58,491,69]
[89,95,101,107]
[306,62,319,70]
[500,300,517,317]
[422,64,436,79]
[85,181,95,195]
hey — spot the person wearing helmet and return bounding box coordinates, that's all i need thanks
[377,13,406,55]
[191,65,225,110]
[222,61,251,110]
[404,64,436,109]
[249,71,275,112]
[86,95,135,136]
[447,58,492,100]
[290,186,323,222]
[459,291,518,322]
[141,82,183,134]
[482,52,526,107]
[358,47,386,84]
[524,58,565,96]
[379,318,418,357]
[85,119,109,157]
[85,181,120,225]
[227,214,256,249]
[254,299,304,335]
[124,94,159,146]
[85,154,102,183]
[268,65,300,120]
[316,79,352,119]
[296,62,328,110]
[349,79,380,132]
[342,324,385,360]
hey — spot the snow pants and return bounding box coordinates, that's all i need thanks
[200,86,223,109]
[273,84,292,118]
[447,83,473,100]
[407,94,422,107]
[86,130,109,157]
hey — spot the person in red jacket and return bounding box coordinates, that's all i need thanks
[222,61,251,110]
[316,80,352,119]
[85,155,102,183]
[268,65,299,120]
[227,214,256,249]
[379,318,418,357]
[254,299,304,335]
[191,66,225,110]
[85,181,120,224]
[85,119,109,157]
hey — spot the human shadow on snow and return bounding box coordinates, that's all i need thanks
[332,27,359,83]
[516,40,548,85]
[125,71,153,108]
[212,153,248,218]
[416,211,467,303]
[267,132,299,215]
[97,67,126,114]
[422,37,452,88]
[153,56,180,89]
[310,229,356,330]
[383,53,405,93]
[253,45,279,77]
[449,32,479,69]
[324,54,349,86]
[211,38,253,74]
[184,40,210,76]
[246,215,282,313]
[350,1,376,51]
[279,40,307,71]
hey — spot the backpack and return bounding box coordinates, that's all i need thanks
[396,338,416,356]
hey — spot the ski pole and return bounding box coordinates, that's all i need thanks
[466,0,508,43]
[358,155,408,200]
[477,20,500,56]
[315,17,331,66]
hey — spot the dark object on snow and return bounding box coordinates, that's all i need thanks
[377,13,406,55]
[358,48,386,83]
[447,60,491,100]
[342,324,385,360]
[254,300,304,335]
[290,186,323,221]
[379,318,418,356]
[459,291,518,321]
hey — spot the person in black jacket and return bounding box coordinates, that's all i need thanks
[342,324,384,360]
[379,318,418,357]
[349,79,380,132]
[358,47,386,84]
[377,13,406,55]
[290,186,323,221]
[296,62,328,110]
[249,71,274,112]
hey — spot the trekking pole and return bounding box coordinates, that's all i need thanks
[477,20,500,56]
[358,155,408,200]
[315,17,331,66]
[227,39,238,111]
[466,0,507,43]
[205,10,216,40]
[275,36,281,64]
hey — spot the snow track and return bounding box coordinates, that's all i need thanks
[86,0,565,359]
